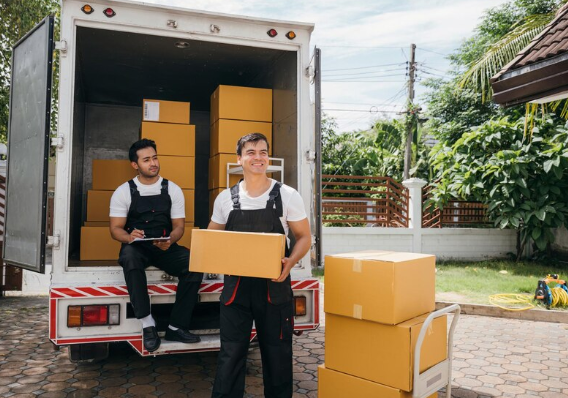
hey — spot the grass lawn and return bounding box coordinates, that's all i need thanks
[313,259,568,309]
[435,259,568,308]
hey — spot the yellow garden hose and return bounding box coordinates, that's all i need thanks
[488,294,535,311]
[550,287,568,307]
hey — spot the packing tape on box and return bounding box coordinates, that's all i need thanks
[353,304,363,319]
[352,259,362,273]
[427,322,434,336]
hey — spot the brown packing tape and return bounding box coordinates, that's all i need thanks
[352,259,362,272]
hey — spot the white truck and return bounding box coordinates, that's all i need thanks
[5,0,323,361]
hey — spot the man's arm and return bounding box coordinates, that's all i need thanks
[207,221,226,230]
[274,218,311,283]
[109,217,143,244]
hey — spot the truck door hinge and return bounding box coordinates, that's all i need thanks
[47,231,60,249]
[51,135,64,151]
[305,65,314,79]
[55,40,67,55]
[305,150,316,163]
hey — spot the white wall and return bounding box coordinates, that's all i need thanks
[323,227,517,262]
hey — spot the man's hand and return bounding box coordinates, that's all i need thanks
[129,228,145,243]
[153,239,171,251]
[272,257,294,283]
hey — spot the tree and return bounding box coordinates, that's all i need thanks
[459,0,563,101]
[0,0,60,143]
[427,116,568,260]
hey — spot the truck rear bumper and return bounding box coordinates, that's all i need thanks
[49,279,320,356]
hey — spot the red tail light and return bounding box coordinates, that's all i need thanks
[82,305,108,326]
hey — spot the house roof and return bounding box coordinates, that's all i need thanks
[491,3,568,106]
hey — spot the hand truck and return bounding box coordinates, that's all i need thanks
[413,304,461,398]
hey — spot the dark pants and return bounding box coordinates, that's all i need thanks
[212,277,293,398]
[118,242,202,329]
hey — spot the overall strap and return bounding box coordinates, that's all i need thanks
[160,178,169,194]
[266,182,283,217]
[128,179,139,197]
[230,181,241,210]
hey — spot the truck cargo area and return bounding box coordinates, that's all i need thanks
[68,26,298,265]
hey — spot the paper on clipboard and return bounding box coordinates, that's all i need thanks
[130,236,171,243]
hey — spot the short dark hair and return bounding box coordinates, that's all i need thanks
[236,133,270,156]
[129,139,157,162]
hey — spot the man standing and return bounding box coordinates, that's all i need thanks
[109,138,202,352]
[209,133,311,398]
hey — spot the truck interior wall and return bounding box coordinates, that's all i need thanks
[248,51,298,188]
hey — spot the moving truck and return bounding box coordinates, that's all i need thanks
[5,0,322,361]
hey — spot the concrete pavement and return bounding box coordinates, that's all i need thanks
[1,296,567,397]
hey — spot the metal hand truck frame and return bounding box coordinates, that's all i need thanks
[413,304,461,398]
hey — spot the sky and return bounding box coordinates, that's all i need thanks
[143,0,509,132]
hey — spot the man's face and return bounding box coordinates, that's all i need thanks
[238,140,269,175]
[132,147,160,178]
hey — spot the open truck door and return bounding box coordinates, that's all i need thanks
[3,16,54,273]
[312,46,322,268]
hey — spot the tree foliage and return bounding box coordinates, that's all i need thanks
[0,0,60,142]
[428,116,568,259]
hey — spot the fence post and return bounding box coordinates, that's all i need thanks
[403,178,427,252]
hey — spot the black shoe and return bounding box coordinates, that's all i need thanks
[142,326,161,352]
[165,328,201,343]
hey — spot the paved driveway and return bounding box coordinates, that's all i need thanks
[1,296,567,397]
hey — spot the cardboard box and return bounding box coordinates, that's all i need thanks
[143,99,190,124]
[325,251,435,325]
[209,188,225,216]
[87,190,113,222]
[208,154,241,190]
[177,223,196,248]
[182,189,194,222]
[159,156,195,189]
[210,85,272,124]
[80,227,121,261]
[84,221,110,227]
[210,119,272,157]
[141,122,195,157]
[189,229,284,278]
[325,313,447,391]
[318,365,438,398]
[92,160,137,191]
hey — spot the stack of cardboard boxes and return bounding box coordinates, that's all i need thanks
[208,85,273,215]
[79,99,197,260]
[318,251,445,398]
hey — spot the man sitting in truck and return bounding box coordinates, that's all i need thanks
[208,133,311,398]
[109,138,203,352]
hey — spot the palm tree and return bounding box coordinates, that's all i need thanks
[459,12,556,102]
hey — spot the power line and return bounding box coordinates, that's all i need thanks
[322,62,406,72]
[319,45,406,49]
[323,101,405,106]
[417,63,448,73]
[323,67,406,77]
[323,80,406,83]
[323,73,405,80]
[418,47,449,57]
[323,108,401,113]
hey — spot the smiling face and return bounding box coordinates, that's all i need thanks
[132,146,160,179]
[237,140,269,176]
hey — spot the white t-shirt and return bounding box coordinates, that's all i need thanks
[109,176,185,219]
[211,179,307,237]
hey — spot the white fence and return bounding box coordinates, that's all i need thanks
[321,178,518,262]
[322,227,517,261]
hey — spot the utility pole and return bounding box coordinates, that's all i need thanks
[403,43,416,180]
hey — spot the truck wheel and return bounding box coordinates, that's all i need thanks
[68,343,109,363]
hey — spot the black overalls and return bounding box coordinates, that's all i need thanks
[118,178,202,329]
[212,182,294,398]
